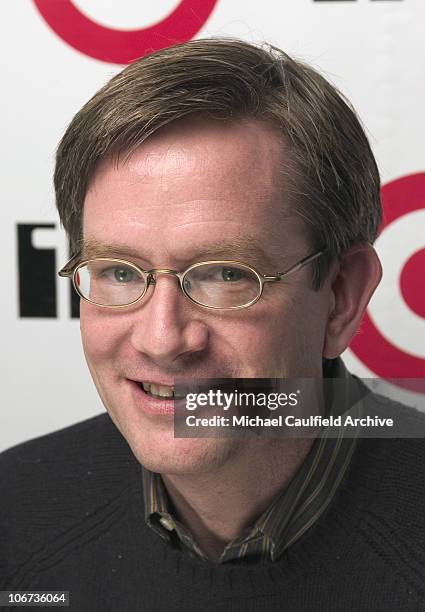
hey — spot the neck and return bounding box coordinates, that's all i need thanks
[162,437,314,562]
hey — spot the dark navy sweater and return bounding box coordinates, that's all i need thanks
[1,410,425,611]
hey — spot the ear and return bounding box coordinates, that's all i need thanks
[323,243,382,359]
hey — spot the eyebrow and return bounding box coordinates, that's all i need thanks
[81,237,279,270]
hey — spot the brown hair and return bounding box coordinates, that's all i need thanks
[54,38,381,288]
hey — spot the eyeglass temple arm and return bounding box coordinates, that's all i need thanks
[275,248,328,279]
[58,252,81,278]
[274,241,377,279]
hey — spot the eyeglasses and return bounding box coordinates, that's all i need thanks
[58,248,327,310]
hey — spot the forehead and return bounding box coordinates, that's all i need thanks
[83,118,304,265]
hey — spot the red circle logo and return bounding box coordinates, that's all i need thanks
[400,248,425,319]
[33,0,218,64]
[350,173,425,389]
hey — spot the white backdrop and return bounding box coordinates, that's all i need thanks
[2,0,424,451]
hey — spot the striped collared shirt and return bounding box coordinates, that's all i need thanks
[141,357,361,563]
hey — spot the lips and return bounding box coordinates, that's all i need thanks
[127,379,176,417]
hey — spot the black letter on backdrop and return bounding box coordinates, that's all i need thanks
[70,265,80,318]
[18,223,57,318]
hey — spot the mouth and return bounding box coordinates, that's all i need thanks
[127,379,179,417]
[141,382,175,399]
[138,381,187,401]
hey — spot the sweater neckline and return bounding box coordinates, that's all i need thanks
[128,435,389,599]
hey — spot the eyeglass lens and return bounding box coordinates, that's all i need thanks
[74,260,262,308]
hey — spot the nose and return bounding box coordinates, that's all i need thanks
[129,272,209,368]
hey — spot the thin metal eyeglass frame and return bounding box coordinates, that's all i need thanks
[58,248,327,310]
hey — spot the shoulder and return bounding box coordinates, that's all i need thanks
[343,409,425,593]
[353,374,425,436]
[351,434,425,503]
[0,412,136,483]
[334,368,425,579]
[0,412,139,499]
[348,374,425,511]
[0,413,140,586]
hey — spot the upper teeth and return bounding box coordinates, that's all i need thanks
[142,382,174,398]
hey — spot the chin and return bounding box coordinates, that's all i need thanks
[125,428,236,476]
[100,386,237,475]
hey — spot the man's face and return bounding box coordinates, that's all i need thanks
[80,118,332,474]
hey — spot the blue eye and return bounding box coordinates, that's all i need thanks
[221,267,243,282]
[113,267,135,283]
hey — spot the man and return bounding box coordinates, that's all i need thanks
[1,39,424,611]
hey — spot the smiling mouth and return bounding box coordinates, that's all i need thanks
[140,382,186,400]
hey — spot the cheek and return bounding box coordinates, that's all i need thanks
[214,304,290,369]
[223,289,326,374]
[80,303,124,362]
